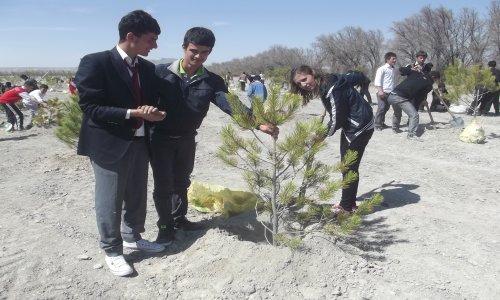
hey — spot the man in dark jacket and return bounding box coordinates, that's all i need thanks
[478,60,500,116]
[387,63,437,141]
[151,27,278,245]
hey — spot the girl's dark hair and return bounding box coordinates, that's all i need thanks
[118,10,161,42]
[183,27,216,49]
[289,65,323,105]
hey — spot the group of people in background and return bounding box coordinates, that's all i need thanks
[467,60,500,116]
[0,76,49,132]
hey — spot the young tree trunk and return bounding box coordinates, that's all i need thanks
[271,139,278,246]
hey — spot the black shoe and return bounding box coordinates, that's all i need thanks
[392,128,402,134]
[380,124,390,129]
[174,216,205,231]
[155,226,175,246]
[26,124,33,130]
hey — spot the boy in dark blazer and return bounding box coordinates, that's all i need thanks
[75,10,166,276]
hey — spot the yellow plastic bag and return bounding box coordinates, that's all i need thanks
[459,118,485,144]
[188,182,261,218]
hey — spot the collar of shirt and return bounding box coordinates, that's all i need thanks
[179,59,204,79]
[116,45,138,67]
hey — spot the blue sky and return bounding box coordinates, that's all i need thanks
[0,0,493,67]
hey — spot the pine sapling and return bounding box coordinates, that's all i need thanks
[218,84,382,246]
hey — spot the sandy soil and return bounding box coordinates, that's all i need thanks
[0,87,499,300]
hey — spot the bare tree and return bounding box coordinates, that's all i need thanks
[392,5,489,71]
[459,8,489,65]
[209,45,309,76]
[363,30,384,77]
[391,14,426,64]
[488,1,500,60]
[313,27,383,74]
[206,2,499,79]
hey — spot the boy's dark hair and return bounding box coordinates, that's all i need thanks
[40,84,49,89]
[416,50,428,58]
[118,10,161,42]
[429,70,440,78]
[24,79,38,90]
[488,60,496,68]
[183,27,215,49]
[384,52,397,62]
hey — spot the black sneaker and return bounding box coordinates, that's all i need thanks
[155,226,175,246]
[174,216,205,231]
[392,128,402,134]
[26,124,33,130]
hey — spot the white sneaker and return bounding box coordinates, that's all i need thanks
[123,239,165,253]
[4,123,13,132]
[105,255,133,276]
[407,134,423,142]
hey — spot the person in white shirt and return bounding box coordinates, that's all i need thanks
[374,52,398,131]
[25,84,49,129]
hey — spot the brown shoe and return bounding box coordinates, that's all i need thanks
[332,204,353,216]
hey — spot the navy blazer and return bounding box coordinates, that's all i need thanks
[75,47,157,164]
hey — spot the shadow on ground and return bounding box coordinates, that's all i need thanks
[339,181,421,260]
[0,133,38,142]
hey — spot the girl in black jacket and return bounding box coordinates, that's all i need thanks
[289,65,374,214]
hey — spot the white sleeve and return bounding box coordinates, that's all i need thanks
[374,67,383,87]
[19,92,32,103]
[29,90,44,103]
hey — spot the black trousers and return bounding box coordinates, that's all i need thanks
[339,128,374,211]
[150,135,196,230]
[479,91,499,114]
[2,103,23,128]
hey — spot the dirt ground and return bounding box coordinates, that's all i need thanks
[0,87,499,299]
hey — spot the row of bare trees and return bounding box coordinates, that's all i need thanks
[210,2,500,80]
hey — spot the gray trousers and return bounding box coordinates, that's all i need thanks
[374,93,390,127]
[387,94,419,136]
[91,139,149,256]
[24,101,39,126]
